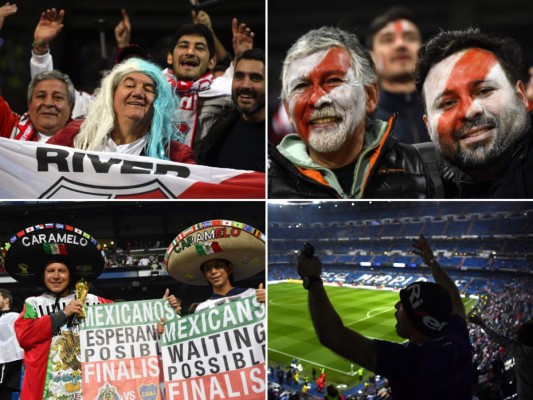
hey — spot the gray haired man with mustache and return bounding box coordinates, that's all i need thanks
[268,26,435,199]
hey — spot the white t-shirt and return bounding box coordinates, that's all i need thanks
[0,311,24,363]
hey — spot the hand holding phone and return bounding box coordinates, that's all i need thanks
[302,242,315,259]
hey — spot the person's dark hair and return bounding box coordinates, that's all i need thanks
[212,64,227,76]
[326,384,339,396]
[200,258,235,286]
[416,28,528,104]
[169,23,216,59]
[188,302,199,314]
[517,320,533,347]
[116,44,151,64]
[0,288,13,307]
[235,48,265,67]
[366,6,417,49]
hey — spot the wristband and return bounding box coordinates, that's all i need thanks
[32,42,49,53]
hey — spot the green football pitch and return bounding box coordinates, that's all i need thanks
[268,282,477,387]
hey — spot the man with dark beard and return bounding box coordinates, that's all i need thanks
[367,7,430,144]
[417,28,533,198]
[197,48,265,171]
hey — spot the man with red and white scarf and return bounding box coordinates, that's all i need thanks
[0,70,75,142]
[163,23,233,158]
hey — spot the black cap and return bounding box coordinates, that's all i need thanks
[400,281,452,338]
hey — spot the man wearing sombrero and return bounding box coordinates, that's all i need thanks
[297,235,473,400]
[165,219,265,313]
[3,224,112,400]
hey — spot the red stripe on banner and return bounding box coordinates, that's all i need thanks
[178,172,265,199]
[82,356,161,399]
[116,188,172,199]
[165,364,265,400]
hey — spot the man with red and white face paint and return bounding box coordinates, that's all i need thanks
[367,7,430,144]
[417,28,533,198]
[268,26,434,199]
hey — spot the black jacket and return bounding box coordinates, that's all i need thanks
[196,107,241,166]
[268,117,436,199]
[445,117,533,198]
[196,107,265,172]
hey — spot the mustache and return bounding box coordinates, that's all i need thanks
[235,88,257,98]
[455,115,497,138]
[310,107,342,120]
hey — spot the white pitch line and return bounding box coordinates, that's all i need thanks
[345,306,395,327]
[268,348,356,375]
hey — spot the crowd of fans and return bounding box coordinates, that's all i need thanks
[103,239,167,268]
[469,281,533,399]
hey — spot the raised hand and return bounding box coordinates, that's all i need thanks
[0,2,17,31]
[163,288,182,315]
[191,9,212,30]
[256,283,265,303]
[34,8,64,48]
[232,17,254,57]
[411,234,435,265]
[114,8,131,49]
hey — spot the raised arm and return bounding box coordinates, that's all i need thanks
[232,17,254,58]
[114,8,131,50]
[32,8,64,56]
[469,314,512,347]
[412,234,465,319]
[191,8,227,65]
[298,251,377,371]
[30,8,64,78]
[0,2,17,31]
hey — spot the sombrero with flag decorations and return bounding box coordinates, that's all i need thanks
[3,223,106,286]
[164,219,265,286]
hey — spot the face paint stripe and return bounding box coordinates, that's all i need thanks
[436,49,498,138]
[393,20,405,34]
[291,47,353,141]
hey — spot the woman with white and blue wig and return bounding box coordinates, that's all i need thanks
[49,58,195,163]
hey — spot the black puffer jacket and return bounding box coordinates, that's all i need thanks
[268,118,440,199]
[446,118,533,198]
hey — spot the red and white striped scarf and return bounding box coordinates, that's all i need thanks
[13,113,37,141]
[163,69,213,148]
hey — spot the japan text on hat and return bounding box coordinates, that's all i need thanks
[399,281,452,338]
[3,223,106,286]
[164,220,265,286]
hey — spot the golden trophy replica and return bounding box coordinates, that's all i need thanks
[75,279,89,319]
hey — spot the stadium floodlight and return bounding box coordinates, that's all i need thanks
[393,263,406,268]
